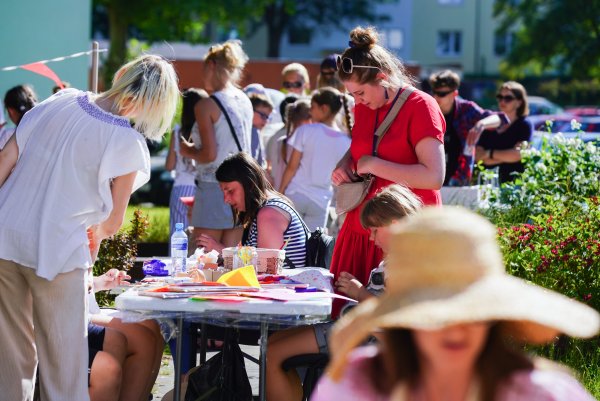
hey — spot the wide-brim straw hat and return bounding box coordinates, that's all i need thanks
[327,207,600,381]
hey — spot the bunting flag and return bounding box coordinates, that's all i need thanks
[20,62,64,88]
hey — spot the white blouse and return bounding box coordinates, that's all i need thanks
[0,89,150,280]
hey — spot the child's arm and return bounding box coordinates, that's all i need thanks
[335,272,372,302]
[279,148,302,193]
[93,269,131,292]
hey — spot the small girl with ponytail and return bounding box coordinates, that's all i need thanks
[279,86,351,230]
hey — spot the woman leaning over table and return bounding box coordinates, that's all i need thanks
[197,152,308,269]
[330,26,445,312]
[0,55,179,401]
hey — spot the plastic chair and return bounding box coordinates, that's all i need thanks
[282,353,330,401]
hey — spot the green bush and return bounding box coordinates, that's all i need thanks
[124,205,170,243]
[480,124,600,396]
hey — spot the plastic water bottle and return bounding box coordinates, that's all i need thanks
[171,223,188,275]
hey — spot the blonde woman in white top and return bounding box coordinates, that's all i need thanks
[0,55,179,401]
[180,40,253,252]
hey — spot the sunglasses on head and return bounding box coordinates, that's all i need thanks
[283,81,303,89]
[254,110,271,121]
[496,94,516,102]
[432,89,454,98]
[336,55,380,74]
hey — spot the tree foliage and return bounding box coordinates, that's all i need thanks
[256,0,391,57]
[93,0,264,85]
[494,0,600,79]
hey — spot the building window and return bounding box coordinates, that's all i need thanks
[437,31,462,56]
[494,32,514,56]
[380,29,404,50]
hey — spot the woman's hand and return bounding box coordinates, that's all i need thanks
[336,272,370,301]
[332,152,355,186]
[196,233,225,254]
[94,269,131,292]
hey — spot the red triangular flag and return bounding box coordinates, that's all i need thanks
[20,62,64,89]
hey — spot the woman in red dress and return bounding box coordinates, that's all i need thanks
[330,27,445,314]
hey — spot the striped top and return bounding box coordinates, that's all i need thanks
[245,198,307,268]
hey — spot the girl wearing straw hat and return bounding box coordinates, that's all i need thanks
[315,207,599,401]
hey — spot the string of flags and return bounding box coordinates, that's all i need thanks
[1,48,107,88]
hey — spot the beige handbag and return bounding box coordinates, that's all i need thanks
[335,86,415,215]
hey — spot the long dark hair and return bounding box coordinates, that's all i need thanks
[4,84,37,125]
[180,88,208,140]
[371,326,534,401]
[215,152,284,227]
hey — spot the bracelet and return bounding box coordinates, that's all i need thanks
[489,148,495,160]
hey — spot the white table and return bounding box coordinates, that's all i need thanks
[116,289,331,401]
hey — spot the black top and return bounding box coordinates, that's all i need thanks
[477,117,532,183]
[443,109,461,185]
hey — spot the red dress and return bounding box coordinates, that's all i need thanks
[330,89,445,315]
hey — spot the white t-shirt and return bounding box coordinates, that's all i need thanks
[0,89,150,280]
[286,123,350,206]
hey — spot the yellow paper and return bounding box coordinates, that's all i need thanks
[216,265,260,288]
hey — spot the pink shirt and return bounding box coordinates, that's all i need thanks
[313,346,595,401]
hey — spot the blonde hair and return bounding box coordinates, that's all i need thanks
[204,40,248,89]
[103,54,179,141]
[282,63,310,87]
[338,26,414,90]
[360,184,423,229]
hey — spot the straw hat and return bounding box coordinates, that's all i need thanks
[327,207,600,381]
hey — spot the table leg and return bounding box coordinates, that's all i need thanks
[259,321,269,401]
[174,317,183,401]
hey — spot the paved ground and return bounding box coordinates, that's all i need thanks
[152,345,260,400]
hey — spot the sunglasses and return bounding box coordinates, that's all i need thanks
[254,110,271,121]
[496,94,516,103]
[336,55,380,74]
[282,81,304,89]
[432,89,454,98]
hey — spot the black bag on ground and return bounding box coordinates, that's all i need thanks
[185,332,252,401]
[305,227,335,269]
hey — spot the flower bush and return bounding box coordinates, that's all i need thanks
[497,198,600,311]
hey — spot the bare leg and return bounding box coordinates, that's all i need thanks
[93,315,160,401]
[266,326,320,401]
[89,351,122,401]
[137,319,165,396]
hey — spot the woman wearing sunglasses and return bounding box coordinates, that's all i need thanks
[475,81,533,184]
[330,26,445,315]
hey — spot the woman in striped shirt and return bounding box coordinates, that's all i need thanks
[196,152,307,268]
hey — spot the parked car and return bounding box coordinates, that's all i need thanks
[530,130,600,150]
[526,114,574,133]
[527,96,565,116]
[564,106,600,117]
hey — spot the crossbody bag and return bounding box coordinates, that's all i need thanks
[335,86,415,215]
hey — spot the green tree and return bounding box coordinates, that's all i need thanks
[94,0,263,85]
[494,0,600,79]
[257,0,391,58]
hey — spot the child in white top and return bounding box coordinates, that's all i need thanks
[279,87,352,230]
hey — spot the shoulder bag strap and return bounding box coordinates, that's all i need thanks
[373,86,415,155]
[210,95,242,152]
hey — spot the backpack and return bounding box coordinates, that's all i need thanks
[184,332,253,401]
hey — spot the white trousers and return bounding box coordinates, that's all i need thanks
[0,259,89,401]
